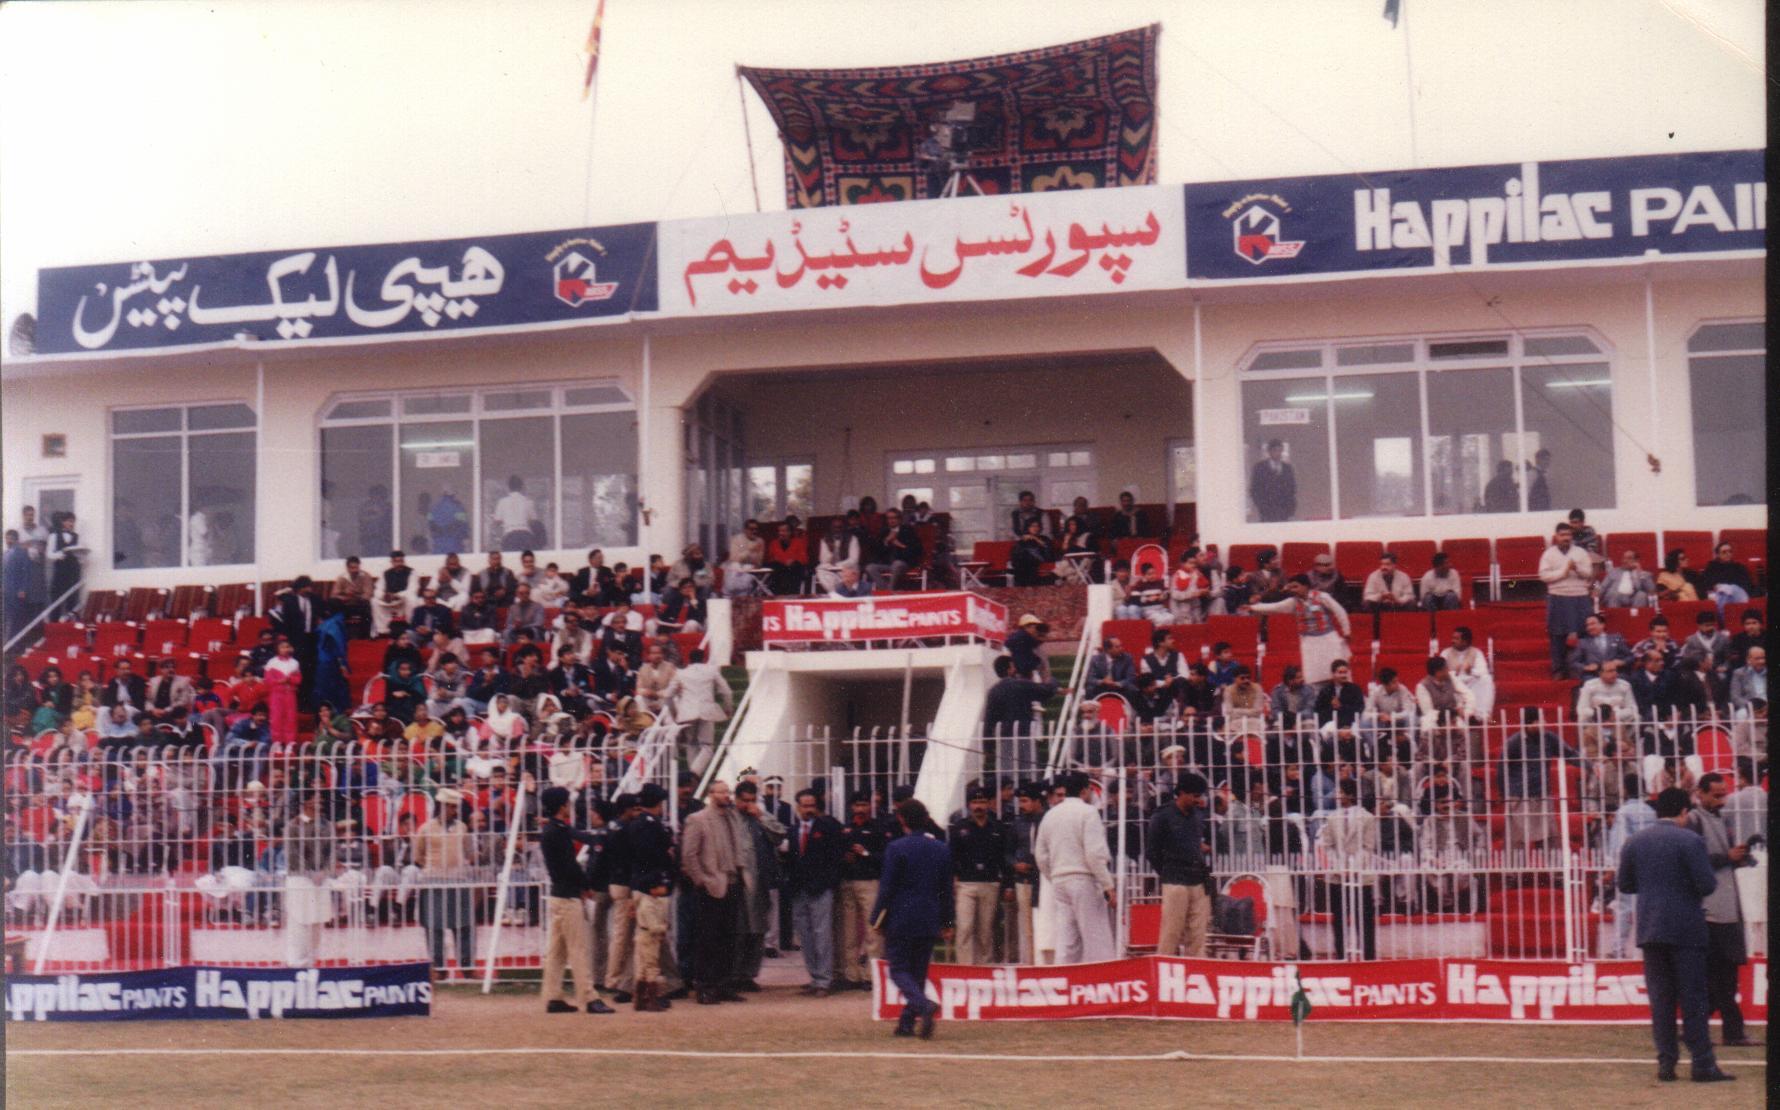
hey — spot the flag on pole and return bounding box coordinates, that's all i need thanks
[1290,977,1312,1025]
[580,0,607,100]
[1383,0,1401,28]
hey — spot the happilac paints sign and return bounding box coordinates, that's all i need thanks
[761,592,1008,644]
[6,963,432,1022]
[1186,148,1764,279]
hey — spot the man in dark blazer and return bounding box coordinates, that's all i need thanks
[101,658,148,714]
[1616,787,1733,1083]
[784,789,845,995]
[1248,439,1297,523]
[872,798,953,1038]
[271,576,322,708]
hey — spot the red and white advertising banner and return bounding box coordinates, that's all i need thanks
[761,592,1007,645]
[871,957,1768,1024]
[658,184,1185,315]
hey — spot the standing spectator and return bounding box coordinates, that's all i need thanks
[492,476,537,551]
[1601,550,1657,608]
[1616,788,1731,1083]
[765,517,809,595]
[1482,459,1519,513]
[1249,440,1297,522]
[1500,709,1582,851]
[46,511,82,620]
[1035,771,1115,963]
[983,655,1058,757]
[282,791,334,967]
[1526,448,1553,512]
[834,790,886,990]
[785,788,844,996]
[732,780,786,992]
[1604,777,1657,957]
[948,786,1008,965]
[666,649,731,775]
[2,537,43,642]
[1684,774,1755,1048]
[1148,773,1211,957]
[1318,781,1378,960]
[414,788,472,979]
[1362,552,1416,612]
[427,487,470,557]
[680,780,747,1005]
[871,798,953,1039]
[1566,508,1601,558]
[262,639,302,745]
[1250,577,1352,683]
[1004,783,1045,964]
[1540,523,1596,678]
[1004,614,1048,682]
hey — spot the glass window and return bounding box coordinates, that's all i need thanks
[892,460,914,475]
[480,416,555,551]
[325,398,392,421]
[1006,453,1037,469]
[976,455,1005,470]
[1689,349,1765,506]
[186,432,256,566]
[561,411,638,547]
[113,407,181,435]
[482,389,553,412]
[1168,442,1196,505]
[945,457,975,472]
[784,463,814,519]
[564,384,631,407]
[1046,451,1070,468]
[1068,450,1091,467]
[1427,367,1517,515]
[1242,377,1330,522]
[187,403,256,431]
[1248,348,1323,371]
[403,393,472,416]
[747,465,778,521]
[1522,335,1600,357]
[1335,343,1415,367]
[1519,362,1615,510]
[112,436,181,568]
[1687,322,1763,353]
[1429,338,1509,360]
[912,458,935,474]
[321,424,394,559]
[398,421,474,555]
[1333,372,1423,518]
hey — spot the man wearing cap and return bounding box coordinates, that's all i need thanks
[413,788,473,979]
[625,783,677,1012]
[1148,773,1212,958]
[948,785,1010,965]
[602,793,642,1001]
[1004,783,1047,964]
[680,780,748,1004]
[1249,576,1352,683]
[1005,614,1049,682]
[1035,771,1116,963]
[760,774,795,955]
[836,789,888,990]
[539,786,616,1014]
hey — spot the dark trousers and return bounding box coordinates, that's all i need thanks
[885,933,936,1028]
[1547,595,1592,675]
[1642,942,1717,1072]
[675,879,698,976]
[1330,884,1377,960]
[693,883,740,989]
[1704,921,1747,1041]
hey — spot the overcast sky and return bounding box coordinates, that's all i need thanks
[0,0,1763,329]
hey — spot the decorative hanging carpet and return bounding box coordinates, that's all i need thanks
[740,25,1159,208]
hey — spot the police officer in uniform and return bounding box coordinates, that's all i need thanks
[539,785,617,1014]
[626,783,677,1013]
[948,785,1010,964]
[836,789,889,990]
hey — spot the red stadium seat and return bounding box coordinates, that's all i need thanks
[1376,612,1435,655]
[1094,693,1132,733]
[1434,607,1492,645]
[1280,542,1328,578]
[1603,532,1658,569]
[1129,543,1168,579]
[970,541,1015,584]
[1099,620,1154,655]
[1601,607,1651,642]
[1440,538,1493,584]
[1334,540,1383,581]
[91,622,140,658]
[40,620,85,654]
[671,632,704,661]
[1494,536,1545,580]
[1224,544,1270,577]
[1661,530,1713,570]
[1658,599,1719,631]
[1204,614,1261,654]
[235,615,270,645]
[142,619,189,657]
[1391,540,1437,579]
[189,618,235,654]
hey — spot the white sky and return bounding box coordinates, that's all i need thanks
[0,0,1764,329]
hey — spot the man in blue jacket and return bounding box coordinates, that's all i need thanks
[872,798,953,1039]
[1616,787,1733,1083]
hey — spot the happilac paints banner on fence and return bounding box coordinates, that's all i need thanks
[6,962,432,1022]
[760,592,1008,645]
[871,957,1768,1023]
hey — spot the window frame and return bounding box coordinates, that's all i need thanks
[1684,316,1766,508]
[744,456,816,522]
[109,401,259,570]
[1237,328,1615,521]
[315,380,637,558]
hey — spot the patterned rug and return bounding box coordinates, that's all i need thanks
[740,25,1159,208]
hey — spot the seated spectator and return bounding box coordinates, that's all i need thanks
[1109,490,1144,539]
[1362,552,1415,612]
[473,552,517,608]
[598,603,644,666]
[1577,659,1640,764]
[669,544,716,594]
[458,589,501,646]
[332,556,377,629]
[547,648,595,717]
[1008,517,1054,588]
[1678,609,1731,690]
[656,579,707,635]
[1207,642,1241,690]
[1364,667,1417,744]
[408,585,455,639]
[433,552,471,612]
[380,628,425,678]
[97,702,138,742]
[372,550,417,637]
[1568,611,1631,681]
[1109,559,1139,619]
[1130,671,1173,728]
[512,550,544,593]
[1177,663,1219,738]
[1306,553,1347,607]
[1141,627,1190,702]
[1268,665,1318,731]
[1127,560,1169,626]
[484,694,527,746]
[866,508,922,591]
[143,657,194,725]
[1697,541,1755,610]
[1599,550,1656,608]
[1063,497,1097,546]
[1084,637,1137,700]
[503,583,546,645]
[404,704,444,744]
[1219,563,1255,613]
[1631,615,1679,672]
[1314,660,1366,760]
[1220,665,1267,737]
[1247,548,1281,601]
[1054,514,1096,586]
[765,516,809,595]
[830,565,872,598]
[382,660,425,725]
[592,645,636,706]
[552,608,595,661]
[721,520,768,598]
[637,554,671,605]
[1666,653,1720,721]
[634,642,678,716]
[1728,607,1766,671]
[534,561,570,607]
[426,654,470,719]
[1418,553,1464,611]
[1415,656,1477,766]
[463,651,507,717]
[1655,549,1698,602]
[1628,649,1673,722]
[1009,490,1044,539]
[814,518,861,595]
[217,705,272,785]
[244,628,279,676]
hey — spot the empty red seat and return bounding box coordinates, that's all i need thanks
[1280,542,1328,578]
[1099,619,1155,654]
[1659,599,1719,630]
[142,619,189,656]
[1373,653,1430,683]
[234,615,270,645]
[670,632,705,661]
[1204,614,1261,653]
[970,541,1015,583]
[1334,540,1384,581]
[1601,607,1652,642]
[1441,538,1493,583]
[1661,530,1714,569]
[1391,540,1437,579]
[1718,528,1766,552]
[1494,536,1546,579]
[189,618,235,654]
[1376,612,1435,654]
[1224,544,1271,576]
[91,622,140,658]
[1603,532,1658,569]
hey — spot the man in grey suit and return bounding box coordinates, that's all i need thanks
[1616,787,1734,1082]
[1567,612,1631,680]
[1685,773,1758,1048]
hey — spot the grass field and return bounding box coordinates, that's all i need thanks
[6,959,1767,1109]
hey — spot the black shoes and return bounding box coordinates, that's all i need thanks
[665,986,692,1000]
[917,1009,936,1039]
[610,990,633,1004]
[1656,1065,1677,1082]
[1722,1037,1761,1047]
[546,999,577,1014]
[586,999,616,1014]
[731,979,762,992]
[716,989,747,1003]
[892,1024,915,1037]
[696,990,722,1005]
[1691,1069,1736,1083]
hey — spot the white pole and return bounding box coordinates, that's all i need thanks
[253,355,266,616]
[34,798,93,974]
[1643,272,1664,555]
[481,786,528,993]
[1114,765,1129,956]
[1400,0,1419,167]
[639,334,653,553]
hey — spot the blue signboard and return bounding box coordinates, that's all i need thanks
[1185,149,1764,280]
[35,222,658,354]
[5,963,432,1021]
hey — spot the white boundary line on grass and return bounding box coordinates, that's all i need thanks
[8,1047,1767,1067]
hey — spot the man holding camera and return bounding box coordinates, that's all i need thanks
[1685,773,1759,1048]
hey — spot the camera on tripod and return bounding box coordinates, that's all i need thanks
[917,101,992,197]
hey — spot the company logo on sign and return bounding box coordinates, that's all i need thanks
[1225,194,1304,265]
[547,238,619,307]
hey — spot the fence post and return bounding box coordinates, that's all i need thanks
[33,796,93,974]
[1555,708,1579,963]
[1114,759,1129,957]
[481,785,528,993]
